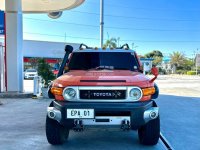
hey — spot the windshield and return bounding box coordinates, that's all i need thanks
[68,52,139,71]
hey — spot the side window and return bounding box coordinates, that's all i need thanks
[134,52,141,67]
[133,52,143,73]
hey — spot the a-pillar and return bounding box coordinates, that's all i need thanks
[5,0,23,92]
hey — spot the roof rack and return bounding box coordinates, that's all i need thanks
[117,44,130,50]
[79,43,93,50]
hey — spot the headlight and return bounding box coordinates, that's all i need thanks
[63,88,76,100]
[129,87,142,101]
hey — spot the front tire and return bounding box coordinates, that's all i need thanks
[46,115,69,145]
[138,116,160,145]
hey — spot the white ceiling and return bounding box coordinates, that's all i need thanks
[0,0,85,13]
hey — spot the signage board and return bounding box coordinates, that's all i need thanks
[143,61,152,72]
[0,11,4,35]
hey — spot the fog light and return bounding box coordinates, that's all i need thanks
[49,111,55,118]
[149,111,157,119]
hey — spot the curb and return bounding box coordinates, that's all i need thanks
[0,92,33,98]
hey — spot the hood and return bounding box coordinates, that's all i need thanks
[53,70,152,88]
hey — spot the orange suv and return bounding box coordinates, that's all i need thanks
[46,44,160,146]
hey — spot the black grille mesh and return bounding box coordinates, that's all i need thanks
[80,90,126,99]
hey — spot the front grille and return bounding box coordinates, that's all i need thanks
[95,111,131,116]
[79,90,126,99]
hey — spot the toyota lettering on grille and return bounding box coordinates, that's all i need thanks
[80,90,126,99]
[93,91,121,97]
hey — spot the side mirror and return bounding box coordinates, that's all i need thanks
[150,67,159,83]
[151,67,159,77]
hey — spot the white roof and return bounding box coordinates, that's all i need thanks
[0,0,85,13]
[23,40,80,58]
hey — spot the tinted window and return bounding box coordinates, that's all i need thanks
[68,52,139,71]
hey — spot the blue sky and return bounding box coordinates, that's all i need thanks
[23,0,200,57]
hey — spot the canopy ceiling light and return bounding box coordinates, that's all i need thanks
[0,0,85,13]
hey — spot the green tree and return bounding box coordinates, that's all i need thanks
[153,56,163,66]
[183,58,194,71]
[103,38,117,48]
[145,50,163,58]
[170,51,186,67]
[38,58,55,87]
[144,50,163,66]
[170,51,186,73]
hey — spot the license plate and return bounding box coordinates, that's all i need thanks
[67,109,94,119]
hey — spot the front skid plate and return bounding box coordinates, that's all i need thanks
[81,116,130,126]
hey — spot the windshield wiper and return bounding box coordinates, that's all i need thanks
[114,68,129,70]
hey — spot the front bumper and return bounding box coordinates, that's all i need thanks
[47,100,159,130]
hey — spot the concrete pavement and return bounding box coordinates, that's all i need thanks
[155,75,200,97]
[0,98,166,150]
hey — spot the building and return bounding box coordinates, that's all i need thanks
[161,57,174,74]
[0,39,80,67]
[23,40,80,69]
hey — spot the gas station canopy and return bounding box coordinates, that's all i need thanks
[0,0,85,13]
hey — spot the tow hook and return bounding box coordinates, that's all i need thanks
[73,120,84,132]
[121,119,130,131]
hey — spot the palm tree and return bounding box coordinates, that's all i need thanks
[103,38,117,48]
[170,51,186,73]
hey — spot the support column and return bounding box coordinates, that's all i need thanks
[5,0,23,92]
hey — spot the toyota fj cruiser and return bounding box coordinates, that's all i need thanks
[46,44,160,146]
